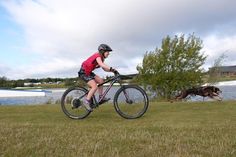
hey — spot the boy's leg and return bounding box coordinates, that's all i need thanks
[83,79,97,111]
[94,75,110,103]
[86,79,98,100]
[94,75,104,96]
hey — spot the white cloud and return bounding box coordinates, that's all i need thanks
[0,64,10,75]
[5,58,78,79]
[1,0,236,79]
[203,34,236,69]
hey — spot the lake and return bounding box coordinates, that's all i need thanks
[0,87,120,105]
[0,85,236,105]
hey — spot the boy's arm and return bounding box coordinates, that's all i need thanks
[96,57,111,72]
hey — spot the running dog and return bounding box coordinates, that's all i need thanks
[175,86,222,101]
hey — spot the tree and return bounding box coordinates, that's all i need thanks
[0,76,8,88]
[137,34,207,99]
[12,80,25,88]
[0,76,12,88]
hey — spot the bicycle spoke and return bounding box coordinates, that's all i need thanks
[114,85,148,119]
[61,87,91,119]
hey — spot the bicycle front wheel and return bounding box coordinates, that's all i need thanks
[61,87,91,119]
[114,85,149,119]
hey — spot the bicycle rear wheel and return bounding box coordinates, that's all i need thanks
[61,87,91,119]
[114,85,149,119]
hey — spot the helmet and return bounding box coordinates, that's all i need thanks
[98,44,112,52]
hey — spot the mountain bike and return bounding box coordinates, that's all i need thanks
[61,72,149,119]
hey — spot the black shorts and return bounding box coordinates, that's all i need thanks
[78,68,95,83]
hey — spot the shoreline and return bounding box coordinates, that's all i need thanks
[203,80,236,86]
[0,89,51,98]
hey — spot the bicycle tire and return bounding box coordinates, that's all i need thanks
[113,85,149,119]
[61,86,91,119]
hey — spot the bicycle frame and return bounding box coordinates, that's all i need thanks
[76,75,120,105]
[79,74,133,107]
[93,75,121,105]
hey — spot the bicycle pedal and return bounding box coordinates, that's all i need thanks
[99,98,111,105]
[91,104,98,108]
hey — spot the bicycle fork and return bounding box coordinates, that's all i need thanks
[121,86,133,104]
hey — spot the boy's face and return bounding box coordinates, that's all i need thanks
[104,51,110,58]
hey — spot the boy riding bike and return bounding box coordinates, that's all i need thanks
[78,44,117,111]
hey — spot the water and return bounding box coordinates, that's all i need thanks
[0,87,120,105]
[0,85,236,105]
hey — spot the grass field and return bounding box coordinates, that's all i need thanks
[0,101,236,157]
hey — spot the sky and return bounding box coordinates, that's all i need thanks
[0,0,236,79]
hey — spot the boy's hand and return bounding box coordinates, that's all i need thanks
[110,67,119,75]
[113,69,119,75]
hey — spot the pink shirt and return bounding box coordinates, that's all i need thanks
[82,52,104,75]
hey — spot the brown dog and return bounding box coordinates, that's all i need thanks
[175,86,222,101]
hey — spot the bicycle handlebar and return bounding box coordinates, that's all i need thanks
[98,72,137,87]
[113,71,137,80]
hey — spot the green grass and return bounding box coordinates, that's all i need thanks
[0,101,236,157]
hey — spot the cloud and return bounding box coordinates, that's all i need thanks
[3,57,79,79]
[0,64,10,75]
[1,0,236,79]
[203,34,236,68]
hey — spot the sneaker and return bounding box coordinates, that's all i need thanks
[83,99,93,112]
[99,96,111,104]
